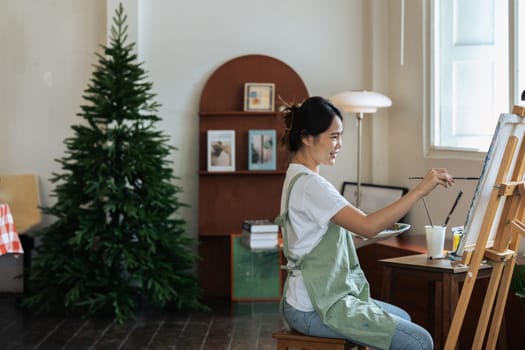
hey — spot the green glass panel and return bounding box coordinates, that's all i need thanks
[231,235,281,300]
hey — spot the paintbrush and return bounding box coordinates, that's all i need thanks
[443,190,463,227]
[408,176,479,180]
[422,197,434,227]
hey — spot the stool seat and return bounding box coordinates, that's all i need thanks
[272,329,369,350]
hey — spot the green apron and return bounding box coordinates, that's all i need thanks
[275,173,397,350]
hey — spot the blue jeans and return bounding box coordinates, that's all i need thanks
[283,300,433,350]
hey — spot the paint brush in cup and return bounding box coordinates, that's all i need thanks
[443,190,463,227]
[422,197,434,227]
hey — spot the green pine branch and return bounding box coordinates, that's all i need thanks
[23,3,205,323]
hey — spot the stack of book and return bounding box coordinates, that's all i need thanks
[241,219,279,250]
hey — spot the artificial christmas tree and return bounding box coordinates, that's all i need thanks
[23,4,203,322]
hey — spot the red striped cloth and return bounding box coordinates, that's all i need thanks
[0,203,23,255]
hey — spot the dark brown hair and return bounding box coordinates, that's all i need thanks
[280,96,342,152]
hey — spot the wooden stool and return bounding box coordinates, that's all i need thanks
[272,329,369,350]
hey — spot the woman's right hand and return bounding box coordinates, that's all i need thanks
[414,168,455,197]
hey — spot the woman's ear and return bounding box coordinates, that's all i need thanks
[301,133,313,147]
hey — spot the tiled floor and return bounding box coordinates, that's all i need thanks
[0,297,284,350]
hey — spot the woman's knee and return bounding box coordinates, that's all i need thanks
[390,319,433,350]
[374,300,411,321]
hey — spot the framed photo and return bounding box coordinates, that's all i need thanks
[341,182,409,222]
[248,129,276,170]
[207,130,235,172]
[244,83,275,112]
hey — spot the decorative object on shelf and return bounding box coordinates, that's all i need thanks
[330,90,392,208]
[241,219,280,249]
[241,229,279,250]
[244,82,275,112]
[241,218,280,250]
[207,130,235,171]
[242,219,279,233]
[248,129,277,170]
[341,182,409,223]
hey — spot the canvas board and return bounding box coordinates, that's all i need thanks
[457,113,525,255]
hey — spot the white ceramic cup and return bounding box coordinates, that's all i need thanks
[424,225,446,259]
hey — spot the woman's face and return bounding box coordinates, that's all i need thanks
[310,117,343,166]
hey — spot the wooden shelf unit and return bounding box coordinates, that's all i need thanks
[198,54,308,296]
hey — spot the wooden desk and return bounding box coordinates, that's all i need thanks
[357,234,428,299]
[380,254,493,350]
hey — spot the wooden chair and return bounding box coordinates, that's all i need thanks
[0,174,41,233]
[272,329,369,350]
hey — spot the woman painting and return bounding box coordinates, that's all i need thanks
[276,96,454,350]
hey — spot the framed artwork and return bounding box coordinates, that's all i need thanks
[248,129,276,170]
[207,130,235,172]
[341,182,409,222]
[243,83,275,112]
[456,113,525,255]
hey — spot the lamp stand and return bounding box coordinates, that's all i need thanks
[356,112,363,208]
[329,90,392,209]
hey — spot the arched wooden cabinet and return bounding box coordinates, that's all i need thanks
[198,54,308,296]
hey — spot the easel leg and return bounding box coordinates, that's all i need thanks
[472,260,505,350]
[486,232,523,350]
[485,258,514,350]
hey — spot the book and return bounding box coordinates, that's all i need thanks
[241,229,279,241]
[241,219,279,233]
[241,235,278,250]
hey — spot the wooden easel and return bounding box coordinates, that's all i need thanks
[444,106,525,350]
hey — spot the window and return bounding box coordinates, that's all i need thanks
[428,0,523,156]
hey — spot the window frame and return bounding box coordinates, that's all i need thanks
[424,0,520,161]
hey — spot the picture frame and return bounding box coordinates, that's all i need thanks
[248,129,276,170]
[243,83,275,112]
[207,130,235,172]
[341,182,409,222]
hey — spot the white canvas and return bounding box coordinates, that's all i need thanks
[457,113,525,255]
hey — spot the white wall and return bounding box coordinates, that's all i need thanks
[137,0,374,241]
[385,0,485,243]
[2,0,517,253]
[0,0,106,219]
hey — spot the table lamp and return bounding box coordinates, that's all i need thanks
[330,90,392,208]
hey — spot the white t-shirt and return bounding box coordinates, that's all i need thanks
[280,164,349,311]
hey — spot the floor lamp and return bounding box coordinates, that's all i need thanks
[330,90,392,208]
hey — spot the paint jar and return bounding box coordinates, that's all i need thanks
[452,226,464,252]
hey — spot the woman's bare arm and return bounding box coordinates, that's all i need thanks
[332,168,454,239]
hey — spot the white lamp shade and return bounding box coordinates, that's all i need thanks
[330,90,392,113]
